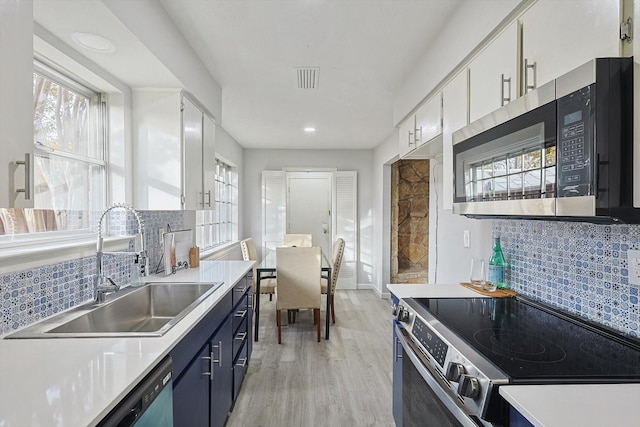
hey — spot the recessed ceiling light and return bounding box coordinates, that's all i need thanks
[71,32,116,53]
[304,127,316,132]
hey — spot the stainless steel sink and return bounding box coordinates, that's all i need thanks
[6,282,223,338]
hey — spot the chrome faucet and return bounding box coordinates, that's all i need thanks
[95,203,149,303]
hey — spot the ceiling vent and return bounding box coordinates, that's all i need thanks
[296,67,320,89]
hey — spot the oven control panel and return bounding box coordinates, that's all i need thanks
[411,317,448,367]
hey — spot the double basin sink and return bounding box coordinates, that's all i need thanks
[7,281,224,339]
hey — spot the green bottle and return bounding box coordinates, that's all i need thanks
[488,233,507,289]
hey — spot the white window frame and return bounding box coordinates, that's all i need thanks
[196,159,238,251]
[0,61,109,254]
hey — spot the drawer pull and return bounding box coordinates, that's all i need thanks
[235,309,247,318]
[235,358,247,368]
[235,332,247,341]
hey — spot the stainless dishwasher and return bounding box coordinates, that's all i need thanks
[97,355,173,427]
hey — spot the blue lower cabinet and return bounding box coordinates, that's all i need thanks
[211,317,233,427]
[172,272,253,427]
[509,406,534,427]
[392,321,403,427]
[173,345,211,426]
[233,340,249,401]
[391,294,402,427]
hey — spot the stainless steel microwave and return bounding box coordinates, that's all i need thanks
[452,57,639,223]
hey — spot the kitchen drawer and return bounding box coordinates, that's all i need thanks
[232,294,248,334]
[232,277,250,307]
[232,320,248,360]
[232,340,248,401]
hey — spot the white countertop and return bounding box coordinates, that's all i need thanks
[388,283,640,427]
[0,260,253,427]
[500,384,640,427]
[386,282,490,299]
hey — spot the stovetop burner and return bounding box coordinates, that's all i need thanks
[413,297,640,382]
[473,329,567,363]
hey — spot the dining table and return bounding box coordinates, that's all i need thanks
[254,248,332,341]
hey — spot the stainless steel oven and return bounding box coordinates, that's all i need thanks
[393,297,640,427]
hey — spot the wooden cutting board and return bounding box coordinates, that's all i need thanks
[459,282,517,297]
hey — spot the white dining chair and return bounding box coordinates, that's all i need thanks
[282,233,312,247]
[240,238,276,301]
[321,237,345,324]
[275,246,322,343]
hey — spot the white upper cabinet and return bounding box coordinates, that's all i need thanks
[133,90,215,210]
[182,96,204,210]
[520,0,621,93]
[398,115,416,158]
[0,0,33,208]
[399,92,443,159]
[202,115,216,210]
[469,21,519,123]
[415,93,443,147]
[442,71,468,210]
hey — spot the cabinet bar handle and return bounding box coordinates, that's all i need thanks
[212,341,223,367]
[408,130,414,147]
[500,74,511,106]
[205,190,211,207]
[524,59,537,93]
[201,355,213,380]
[235,332,248,341]
[235,358,247,368]
[15,153,31,200]
[235,309,247,318]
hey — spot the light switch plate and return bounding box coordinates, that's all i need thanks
[627,249,640,286]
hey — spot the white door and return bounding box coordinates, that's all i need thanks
[286,172,332,257]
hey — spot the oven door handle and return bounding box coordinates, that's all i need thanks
[395,324,483,427]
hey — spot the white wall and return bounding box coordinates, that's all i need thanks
[372,132,398,296]
[243,149,374,286]
[427,158,493,284]
[103,0,223,122]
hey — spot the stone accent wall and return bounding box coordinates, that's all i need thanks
[391,159,430,283]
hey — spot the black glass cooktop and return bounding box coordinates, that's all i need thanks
[414,297,640,383]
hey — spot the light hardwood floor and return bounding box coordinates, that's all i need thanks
[227,290,396,427]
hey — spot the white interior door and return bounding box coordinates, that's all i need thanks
[286,172,332,257]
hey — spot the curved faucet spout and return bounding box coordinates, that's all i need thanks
[95,203,148,302]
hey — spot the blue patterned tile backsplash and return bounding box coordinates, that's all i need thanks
[495,220,640,338]
[1,210,187,336]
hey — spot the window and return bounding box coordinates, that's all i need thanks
[0,62,106,238]
[196,159,238,251]
[33,62,105,213]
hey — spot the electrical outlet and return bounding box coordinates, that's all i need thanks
[627,249,640,286]
[463,230,470,248]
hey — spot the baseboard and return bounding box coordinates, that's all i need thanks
[356,284,390,299]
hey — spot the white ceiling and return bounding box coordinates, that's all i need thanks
[33,0,462,150]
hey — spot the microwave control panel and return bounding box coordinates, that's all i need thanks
[556,85,594,198]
